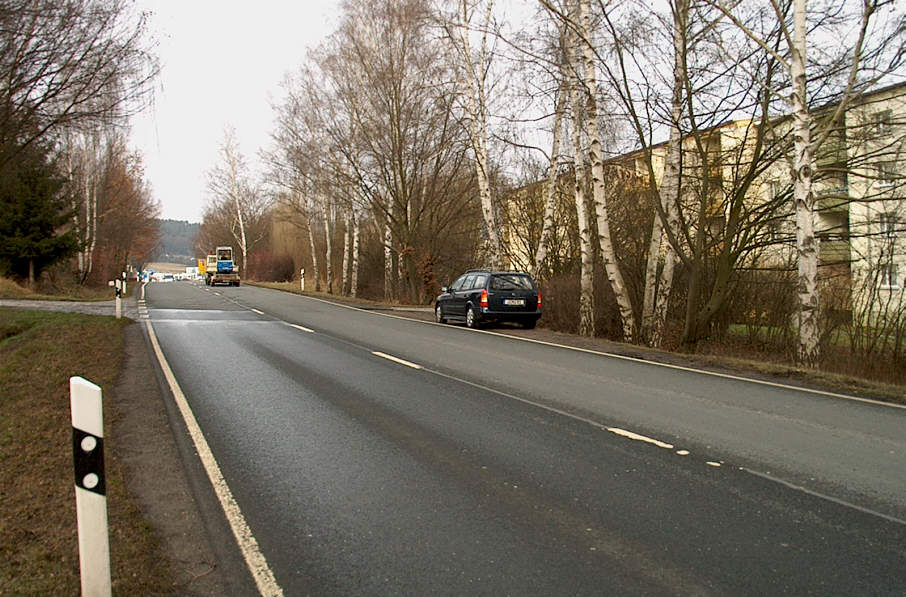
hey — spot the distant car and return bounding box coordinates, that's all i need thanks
[161,274,174,282]
[435,270,542,329]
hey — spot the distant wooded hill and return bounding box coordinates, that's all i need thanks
[154,219,199,265]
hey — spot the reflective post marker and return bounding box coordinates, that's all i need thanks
[115,280,122,319]
[301,268,305,292]
[70,377,112,597]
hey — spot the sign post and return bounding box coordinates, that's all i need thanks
[301,268,305,292]
[70,377,112,597]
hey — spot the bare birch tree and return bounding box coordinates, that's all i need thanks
[639,0,686,347]
[207,128,268,276]
[532,22,570,280]
[440,0,506,269]
[707,0,895,366]
[576,0,636,342]
[567,25,596,336]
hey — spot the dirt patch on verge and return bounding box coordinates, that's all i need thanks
[109,323,230,596]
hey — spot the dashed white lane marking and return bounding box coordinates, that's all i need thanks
[288,323,315,333]
[250,308,265,315]
[144,320,284,596]
[606,427,675,450]
[373,351,423,370]
[707,461,722,467]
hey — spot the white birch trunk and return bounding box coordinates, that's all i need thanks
[341,207,351,295]
[641,0,685,347]
[323,203,333,294]
[533,55,567,278]
[641,219,663,341]
[225,136,248,276]
[384,219,393,301]
[453,0,504,269]
[351,206,360,298]
[579,0,634,342]
[65,145,86,280]
[650,246,677,347]
[792,0,820,366]
[306,194,321,292]
[82,134,99,284]
[568,34,595,337]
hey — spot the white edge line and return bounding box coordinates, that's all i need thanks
[288,323,315,333]
[289,293,905,410]
[373,351,422,370]
[144,320,284,596]
[248,288,906,527]
[606,427,675,450]
[741,467,906,526]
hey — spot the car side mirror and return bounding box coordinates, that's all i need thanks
[441,286,448,293]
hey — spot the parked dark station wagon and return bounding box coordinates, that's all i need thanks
[434,270,542,329]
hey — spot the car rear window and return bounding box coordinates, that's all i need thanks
[490,274,535,290]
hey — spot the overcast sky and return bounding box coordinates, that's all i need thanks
[128,1,341,223]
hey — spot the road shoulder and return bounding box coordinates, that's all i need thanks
[110,322,238,595]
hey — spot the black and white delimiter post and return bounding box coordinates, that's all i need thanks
[70,376,112,597]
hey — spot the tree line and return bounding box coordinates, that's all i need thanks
[199,0,905,374]
[0,0,160,288]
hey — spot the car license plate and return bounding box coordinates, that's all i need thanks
[504,298,525,306]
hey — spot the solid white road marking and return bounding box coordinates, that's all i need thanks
[288,323,315,333]
[144,321,284,596]
[373,351,423,370]
[606,427,675,450]
[232,288,906,525]
[290,294,904,410]
[742,468,906,526]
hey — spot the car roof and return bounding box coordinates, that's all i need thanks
[465,269,532,275]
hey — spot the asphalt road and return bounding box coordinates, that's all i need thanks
[145,281,906,596]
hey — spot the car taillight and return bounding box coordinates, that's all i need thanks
[480,289,489,308]
[537,290,542,308]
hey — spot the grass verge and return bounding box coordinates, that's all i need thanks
[0,276,132,301]
[0,309,173,595]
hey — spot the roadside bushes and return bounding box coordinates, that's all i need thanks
[247,252,295,282]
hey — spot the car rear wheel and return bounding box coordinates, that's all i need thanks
[465,306,479,329]
[435,304,447,324]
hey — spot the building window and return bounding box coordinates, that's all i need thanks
[879,263,900,289]
[872,110,892,137]
[877,162,897,187]
[879,213,899,239]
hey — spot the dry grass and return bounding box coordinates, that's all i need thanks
[0,309,174,595]
[0,277,32,298]
[0,276,129,302]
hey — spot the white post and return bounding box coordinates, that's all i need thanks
[121,272,127,296]
[114,280,122,319]
[70,377,112,597]
[301,268,305,292]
